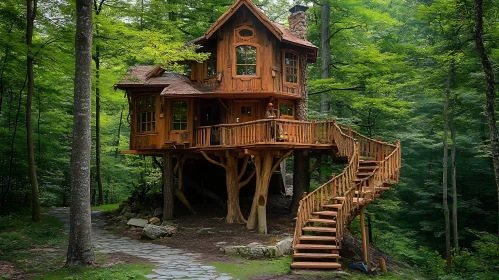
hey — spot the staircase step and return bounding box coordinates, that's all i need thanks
[358,165,377,170]
[312,211,337,217]
[359,160,380,165]
[376,186,391,191]
[291,262,341,269]
[323,204,342,209]
[294,244,340,250]
[308,218,336,225]
[299,235,337,242]
[356,172,374,176]
[333,197,366,204]
[293,253,340,259]
[303,226,336,233]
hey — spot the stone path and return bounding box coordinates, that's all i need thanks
[48,208,233,280]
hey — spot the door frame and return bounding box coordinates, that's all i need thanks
[233,100,260,124]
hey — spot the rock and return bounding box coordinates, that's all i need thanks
[141,224,177,240]
[153,207,163,218]
[127,218,148,228]
[197,228,214,234]
[275,237,293,256]
[124,212,133,219]
[149,217,161,225]
[120,205,131,216]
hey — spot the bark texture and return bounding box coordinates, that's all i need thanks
[474,0,499,235]
[26,0,40,222]
[442,59,454,269]
[66,0,95,266]
[450,94,458,251]
[320,0,330,113]
[225,156,245,223]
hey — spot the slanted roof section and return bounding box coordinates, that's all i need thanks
[160,72,212,97]
[203,0,317,57]
[115,65,173,89]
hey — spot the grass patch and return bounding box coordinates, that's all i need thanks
[209,256,291,279]
[91,204,120,212]
[31,263,154,280]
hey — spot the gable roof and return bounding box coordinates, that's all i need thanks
[201,0,317,59]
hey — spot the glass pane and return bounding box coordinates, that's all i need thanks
[280,104,286,115]
[246,107,251,116]
[246,48,256,64]
[147,123,151,131]
[173,123,180,130]
[180,113,187,121]
[142,113,146,123]
[142,123,146,131]
[137,123,140,132]
[173,114,181,122]
[152,123,155,131]
[236,66,246,75]
[241,107,246,114]
[152,112,156,121]
[181,123,187,130]
[246,65,256,76]
[147,112,151,122]
[236,46,245,64]
[137,98,145,111]
[287,105,293,116]
[239,29,253,37]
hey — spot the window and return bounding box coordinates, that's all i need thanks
[136,96,156,133]
[284,52,298,83]
[172,101,188,130]
[279,103,294,118]
[207,54,217,77]
[235,25,255,40]
[236,45,257,76]
[240,106,252,116]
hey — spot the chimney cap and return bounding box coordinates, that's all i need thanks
[289,4,308,13]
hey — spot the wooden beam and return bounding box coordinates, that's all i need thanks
[360,207,369,267]
[243,149,261,156]
[217,98,231,115]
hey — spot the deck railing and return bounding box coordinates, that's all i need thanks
[196,119,336,148]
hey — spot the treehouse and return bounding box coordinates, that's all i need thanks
[115,0,401,270]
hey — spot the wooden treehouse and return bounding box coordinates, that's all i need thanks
[115,0,401,270]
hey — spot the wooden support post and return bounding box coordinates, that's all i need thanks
[379,258,387,275]
[162,150,174,220]
[360,207,369,267]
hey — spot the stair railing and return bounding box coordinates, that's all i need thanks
[292,121,358,248]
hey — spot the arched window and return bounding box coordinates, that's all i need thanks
[235,45,257,76]
[135,95,156,133]
[284,52,298,83]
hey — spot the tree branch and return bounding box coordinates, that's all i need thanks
[271,150,293,174]
[201,151,227,170]
[238,169,255,189]
[237,156,250,181]
[308,155,322,173]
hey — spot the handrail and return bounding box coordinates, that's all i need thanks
[292,121,401,253]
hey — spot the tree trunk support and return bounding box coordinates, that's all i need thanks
[247,150,292,230]
[163,150,174,220]
[360,207,369,268]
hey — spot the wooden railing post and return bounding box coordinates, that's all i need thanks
[311,120,316,144]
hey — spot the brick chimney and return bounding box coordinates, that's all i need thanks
[288,5,309,40]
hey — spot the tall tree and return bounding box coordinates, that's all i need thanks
[93,0,104,206]
[66,0,95,266]
[450,92,458,251]
[474,0,499,235]
[319,0,330,113]
[26,0,40,222]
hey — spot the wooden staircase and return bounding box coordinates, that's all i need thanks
[291,123,401,270]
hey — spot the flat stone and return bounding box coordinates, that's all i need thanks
[127,218,148,227]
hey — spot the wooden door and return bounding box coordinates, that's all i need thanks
[235,103,257,123]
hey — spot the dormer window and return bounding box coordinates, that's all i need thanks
[284,52,298,83]
[235,45,257,76]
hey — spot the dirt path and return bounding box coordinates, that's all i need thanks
[49,208,233,280]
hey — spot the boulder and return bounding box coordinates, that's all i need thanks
[153,207,163,218]
[149,217,161,225]
[275,237,293,256]
[126,218,148,228]
[220,238,294,259]
[141,224,177,240]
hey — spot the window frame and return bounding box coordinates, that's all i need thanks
[282,50,299,86]
[134,94,158,134]
[234,25,256,41]
[171,100,189,132]
[232,42,260,78]
[278,100,295,119]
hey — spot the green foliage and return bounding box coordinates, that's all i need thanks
[209,256,291,279]
[32,263,155,280]
[91,203,120,212]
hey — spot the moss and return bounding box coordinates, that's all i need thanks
[91,203,120,212]
[209,256,292,279]
[31,263,155,280]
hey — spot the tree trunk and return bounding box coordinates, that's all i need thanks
[291,51,310,213]
[226,156,245,223]
[94,42,103,206]
[320,0,330,113]
[163,150,174,220]
[115,109,123,157]
[474,0,499,235]
[66,0,95,266]
[26,0,40,222]
[450,93,458,251]
[442,58,454,269]
[247,152,274,230]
